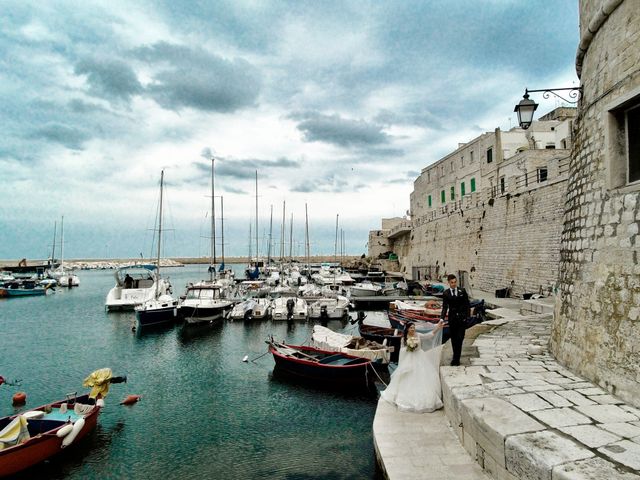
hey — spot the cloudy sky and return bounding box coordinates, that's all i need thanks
[0,0,579,260]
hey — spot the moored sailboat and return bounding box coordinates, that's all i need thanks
[135,170,178,329]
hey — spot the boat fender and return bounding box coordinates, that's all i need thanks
[12,392,27,406]
[56,423,74,438]
[242,355,249,362]
[96,398,105,408]
[120,394,142,406]
[61,417,85,448]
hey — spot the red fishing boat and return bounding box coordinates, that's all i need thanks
[0,369,125,478]
[268,340,377,388]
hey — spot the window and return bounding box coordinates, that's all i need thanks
[537,167,548,183]
[487,147,493,164]
[428,195,432,208]
[606,91,640,188]
[461,155,464,168]
[450,186,455,200]
[460,181,466,196]
[470,151,474,163]
[470,178,476,192]
[441,190,446,204]
[450,162,454,173]
[500,176,505,194]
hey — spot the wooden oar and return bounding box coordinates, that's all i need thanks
[273,342,321,363]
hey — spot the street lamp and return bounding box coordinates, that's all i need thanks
[514,91,538,130]
[514,87,582,129]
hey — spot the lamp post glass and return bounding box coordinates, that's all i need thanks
[514,92,538,129]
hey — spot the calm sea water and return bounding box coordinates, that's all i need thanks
[0,265,383,479]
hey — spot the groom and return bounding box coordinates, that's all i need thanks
[440,274,470,366]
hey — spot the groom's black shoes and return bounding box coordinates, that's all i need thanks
[450,361,460,366]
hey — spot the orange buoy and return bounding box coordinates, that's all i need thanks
[120,394,142,406]
[12,392,27,406]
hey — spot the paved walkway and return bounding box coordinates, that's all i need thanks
[373,399,489,479]
[442,314,640,479]
[373,293,640,479]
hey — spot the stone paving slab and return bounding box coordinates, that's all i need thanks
[506,430,594,480]
[552,457,640,480]
[373,398,488,479]
[438,315,640,478]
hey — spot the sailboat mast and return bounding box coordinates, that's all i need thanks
[51,221,57,266]
[60,216,65,270]
[305,203,310,272]
[221,196,225,267]
[334,214,339,264]
[280,201,285,261]
[255,171,259,263]
[211,157,216,279]
[156,171,164,297]
[267,205,273,264]
[289,213,293,261]
[248,222,252,264]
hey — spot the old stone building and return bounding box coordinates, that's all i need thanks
[370,109,575,297]
[551,0,640,408]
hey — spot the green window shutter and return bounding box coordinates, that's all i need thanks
[461,182,466,196]
[441,190,445,203]
[428,195,432,207]
[450,186,455,200]
[470,178,476,192]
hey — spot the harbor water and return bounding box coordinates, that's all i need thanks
[0,265,382,479]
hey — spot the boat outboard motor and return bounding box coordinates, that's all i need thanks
[244,309,254,322]
[286,298,295,320]
[350,310,367,325]
[320,305,328,320]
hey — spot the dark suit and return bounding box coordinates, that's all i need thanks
[441,287,470,366]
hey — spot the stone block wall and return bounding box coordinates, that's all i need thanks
[551,0,640,408]
[393,176,567,297]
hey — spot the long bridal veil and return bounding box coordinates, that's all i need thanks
[381,323,444,413]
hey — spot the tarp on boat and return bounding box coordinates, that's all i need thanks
[0,415,29,450]
[83,368,113,399]
[311,326,391,363]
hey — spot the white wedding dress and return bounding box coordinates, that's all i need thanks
[381,329,444,413]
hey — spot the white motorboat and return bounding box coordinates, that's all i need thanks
[105,264,170,311]
[311,325,392,363]
[308,295,350,319]
[228,298,271,321]
[179,281,234,324]
[271,297,308,321]
[349,282,382,297]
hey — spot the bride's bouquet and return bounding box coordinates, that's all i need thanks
[405,336,420,352]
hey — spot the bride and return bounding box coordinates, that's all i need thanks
[381,320,445,412]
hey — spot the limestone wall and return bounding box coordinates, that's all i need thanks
[394,163,567,297]
[551,0,640,408]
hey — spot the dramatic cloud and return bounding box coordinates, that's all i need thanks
[30,123,91,150]
[0,0,579,257]
[292,173,363,194]
[134,42,261,112]
[75,57,143,102]
[292,112,390,148]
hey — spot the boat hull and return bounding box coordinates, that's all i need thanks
[0,395,100,477]
[179,306,227,323]
[358,324,402,363]
[0,287,46,297]
[136,305,177,328]
[269,344,373,386]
